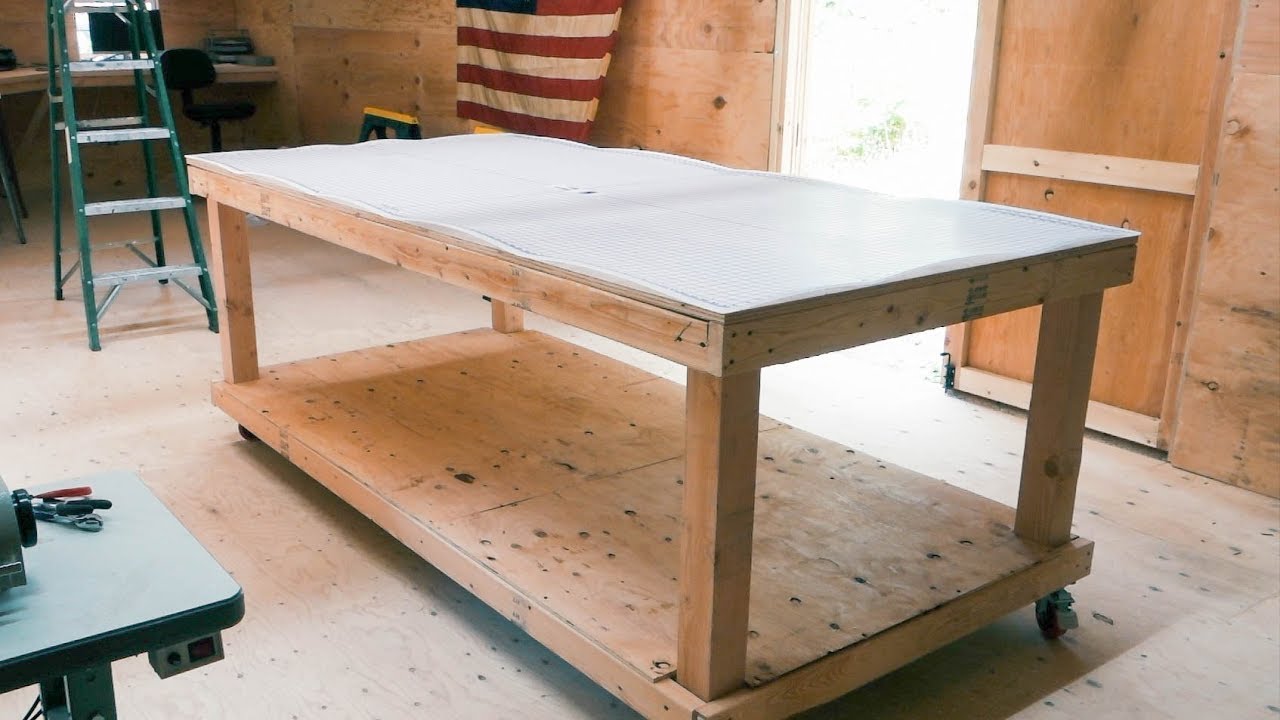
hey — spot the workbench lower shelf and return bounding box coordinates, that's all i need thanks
[212,329,1093,720]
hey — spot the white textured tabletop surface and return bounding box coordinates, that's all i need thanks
[194,135,1139,315]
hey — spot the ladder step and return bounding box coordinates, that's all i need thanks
[100,237,157,251]
[70,2,137,13]
[84,197,186,216]
[94,264,204,288]
[77,127,171,144]
[68,59,154,73]
[58,238,155,253]
[77,116,145,130]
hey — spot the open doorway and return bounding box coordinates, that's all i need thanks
[796,0,979,198]
[775,0,981,388]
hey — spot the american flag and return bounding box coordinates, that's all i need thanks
[456,0,624,142]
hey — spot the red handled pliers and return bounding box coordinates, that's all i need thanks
[32,486,113,532]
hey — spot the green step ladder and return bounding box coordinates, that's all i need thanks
[47,0,218,351]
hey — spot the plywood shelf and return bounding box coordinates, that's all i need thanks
[212,329,1093,712]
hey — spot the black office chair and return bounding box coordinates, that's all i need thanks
[159,49,256,152]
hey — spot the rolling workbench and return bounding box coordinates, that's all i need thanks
[188,135,1138,720]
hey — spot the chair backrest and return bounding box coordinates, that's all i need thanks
[160,48,216,92]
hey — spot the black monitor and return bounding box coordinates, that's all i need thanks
[88,10,164,54]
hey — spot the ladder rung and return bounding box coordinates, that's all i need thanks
[84,197,186,216]
[69,59,154,73]
[94,264,204,287]
[77,127,171,144]
[58,238,154,253]
[68,2,136,14]
[77,116,145,130]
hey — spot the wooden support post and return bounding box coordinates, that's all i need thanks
[1015,293,1104,546]
[491,299,525,333]
[678,368,761,701]
[208,201,259,383]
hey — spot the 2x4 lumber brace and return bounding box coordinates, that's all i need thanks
[189,166,722,376]
[208,201,259,383]
[679,369,762,700]
[1015,293,1105,546]
[720,244,1135,375]
[491,299,525,333]
[981,145,1200,195]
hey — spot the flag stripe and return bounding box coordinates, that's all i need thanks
[457,27,618,59]
[457,7,621,38]
[458,101,593,141]
[458,64,603,101]
[534,0,627,15]
[457,0,536,12]
[456,0,626,14]
[458,82,595,122]
[457,45,610,80]
[456,0,621,140]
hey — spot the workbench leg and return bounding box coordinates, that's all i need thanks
[208,201,259,384]
[678,368,761,701]
[40,664,118,720]
[491,299,525,333]
[1015,293,1104,547]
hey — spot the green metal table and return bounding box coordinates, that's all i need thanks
[0,470,244,720]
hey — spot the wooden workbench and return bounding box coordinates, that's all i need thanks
[188,142,1137,719]
[0,63,278,96]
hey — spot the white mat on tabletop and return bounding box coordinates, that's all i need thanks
[193,135,1138,315]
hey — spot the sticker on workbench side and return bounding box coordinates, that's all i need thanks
[510,595,533,630]
[962,275,990,321]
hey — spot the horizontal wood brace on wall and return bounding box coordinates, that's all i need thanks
[981,144,1200,195]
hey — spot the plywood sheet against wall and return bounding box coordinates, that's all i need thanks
[990,0,1227,162]
[970,179,1193,418]
[1171,2,1280,497]
[962,0,1230,422]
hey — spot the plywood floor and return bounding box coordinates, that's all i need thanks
[0,202,1276,719]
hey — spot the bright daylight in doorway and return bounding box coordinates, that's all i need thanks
[795,0,981,382]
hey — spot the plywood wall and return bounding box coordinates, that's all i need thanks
[233,0,302,149]
[1170,0,1280,497]
[592,0,778,168]
[233,0,778,169]
[2,0,778,201]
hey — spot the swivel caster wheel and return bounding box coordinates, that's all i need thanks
[1035,588,1079,639]
[237,425,260,442]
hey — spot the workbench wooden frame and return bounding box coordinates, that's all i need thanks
[191,158,1136,720]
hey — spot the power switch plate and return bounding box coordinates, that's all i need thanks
[148,632,226,679]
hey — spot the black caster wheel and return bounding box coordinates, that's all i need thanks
[1035,588,1079,640]
[238,425,260,442]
